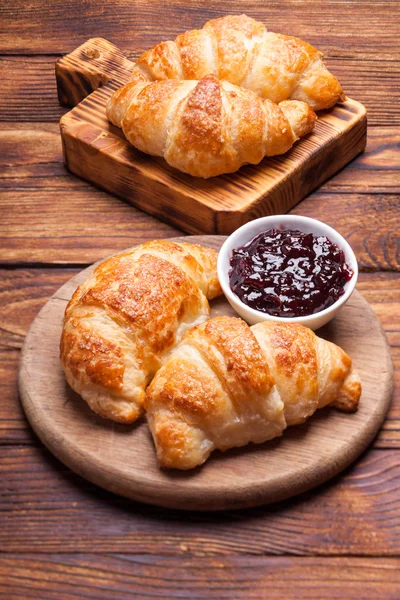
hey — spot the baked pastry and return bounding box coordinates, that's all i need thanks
[106,75,316,178]
[145,317,361,470]
[130,14,345,111]
[60,240,221,423]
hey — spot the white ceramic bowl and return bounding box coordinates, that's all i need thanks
[217,215,358,331]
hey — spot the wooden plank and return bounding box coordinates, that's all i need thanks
[0,269,79,350]
[0,269,398,353]
[0,0,399,58]
[3,354,391,447]
[0,124,399,267]
[1,555,400,600]
[0,269,74,445]
[1,56,398,126]
[0,189,180,265]
[0,269,77,444]
[0,125,180,265]
[0,57,66,122]
[0,446,399,555]
[291,194,400,272]
[325,57,400,127]
[319,126,400,193]
[2,124,398,193]
[357,274,400,448]
[2,189,398,270]
[0,350,36,445]
[357,274,400,332]
[7,343,396,448]
[0,270,398,447]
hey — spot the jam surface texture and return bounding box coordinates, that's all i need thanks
[229,228,353,317]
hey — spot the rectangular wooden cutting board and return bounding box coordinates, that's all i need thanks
[57,38,367,235]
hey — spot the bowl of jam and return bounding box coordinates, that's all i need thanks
[217,215,358,330]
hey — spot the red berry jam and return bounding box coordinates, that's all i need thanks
[229,228,353,317]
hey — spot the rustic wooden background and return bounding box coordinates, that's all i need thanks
[0,1,399,597]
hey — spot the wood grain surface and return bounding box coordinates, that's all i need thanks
[1,270,398,448]
[1,0,399,596]
[1,124,398,267]
[2,56,398,125]
[1,1,398,58]
[1,555,399,600]
[1,445,400,556]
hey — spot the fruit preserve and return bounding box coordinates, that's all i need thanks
[229,228,353,317]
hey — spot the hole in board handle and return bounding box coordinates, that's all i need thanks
[84,48,101,60]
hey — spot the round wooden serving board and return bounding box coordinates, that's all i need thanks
[19,236,393,511]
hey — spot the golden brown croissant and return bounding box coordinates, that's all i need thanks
[60,240,222,424]
[145,317,361,470]
[106,75,316,178]
[130,14,345,111]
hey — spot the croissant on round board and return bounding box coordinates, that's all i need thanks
[60,240,221,423]
[145,316,361,470]
[130,14,345,111]
[106,74,316,178]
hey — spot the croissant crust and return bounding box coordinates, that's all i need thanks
[131,14,345,111]
[145,317,361,470]
[107,75,316,178]
[60,240,222,423]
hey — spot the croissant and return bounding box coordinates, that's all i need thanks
[106,75,316,178]
[60,240,221,423]
[130,14,345,111]
[145,317,361,470]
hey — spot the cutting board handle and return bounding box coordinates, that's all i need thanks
[56,38,133,107]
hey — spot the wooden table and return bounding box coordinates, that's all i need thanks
[1,1,399,597]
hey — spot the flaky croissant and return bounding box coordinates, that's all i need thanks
[130,14,345,111]
[60,240,221,423]
[145,317,361,470]
[106,75,316,178]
